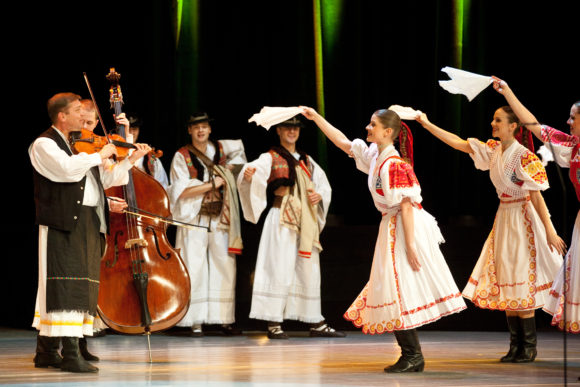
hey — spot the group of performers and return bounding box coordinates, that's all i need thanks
[29,75,578,374]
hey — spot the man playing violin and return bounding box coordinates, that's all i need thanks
[29,92,151,373]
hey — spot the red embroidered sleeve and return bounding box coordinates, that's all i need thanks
[520,150,548,185]
[388,161,420,189]
[541,125,579,147]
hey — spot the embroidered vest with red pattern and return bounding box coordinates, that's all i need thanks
[375,156,420,196]
[177,142,226,179]
[571,144,580,202]
[267,150,312,184]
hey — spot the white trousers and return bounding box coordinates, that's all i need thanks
[176,215,236,326]
[250,208,324,323]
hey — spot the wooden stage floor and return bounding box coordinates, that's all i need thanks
[0,327,578,386]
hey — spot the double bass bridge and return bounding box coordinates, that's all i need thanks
[125,238,149,249]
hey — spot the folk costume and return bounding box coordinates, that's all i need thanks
[168,139,246,329]
[237,145,331,328]
[540,126,580,334]
[462,136,563,362]
[134,153,169,189]
[30,126,134,371]
[343,139,466,333]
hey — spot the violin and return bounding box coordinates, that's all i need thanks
[69,128,163,159]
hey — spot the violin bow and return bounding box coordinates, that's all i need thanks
[83,72,112,143]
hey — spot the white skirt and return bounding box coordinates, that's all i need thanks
[463,198,563,311]
[344,206,466,334]
[543,210,580,333]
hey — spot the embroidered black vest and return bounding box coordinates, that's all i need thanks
[32,127,108,232]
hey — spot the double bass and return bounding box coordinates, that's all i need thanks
[96,68,191,338]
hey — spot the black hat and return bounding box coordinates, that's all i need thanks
[276,116,304,128]
[187,112,213,125]
[127,113,142,128]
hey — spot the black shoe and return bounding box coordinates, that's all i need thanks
[500,316,521,362]
[267,326,289,339]
[309,324,346,338]
[60,337,98,373]
[34,335,62,368]
[219,324,242,336]
[513,317,537,363]
[190,325,204,337]
[79,337,99,362]
[384,329,425,373]
[92,329,108,338]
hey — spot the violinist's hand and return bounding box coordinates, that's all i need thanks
[128,143,152,164]
[307,188,322,205]
[99,143,118,160]
[115,113,130,132]
[243,166,256,182]
[108,196,128,213]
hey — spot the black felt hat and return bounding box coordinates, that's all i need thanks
[275,116,304,128]
[187,112,213,125]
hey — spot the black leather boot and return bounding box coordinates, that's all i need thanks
[60,337,98,373]
[384,329,425,373]
[513,317,537,363]
[33,335,62,368]
[79,337,100,361]
[500,315,521,362]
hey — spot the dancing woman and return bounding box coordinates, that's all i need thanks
[302,107,466,373]
[493,77,578,333]
[415,103,566,362]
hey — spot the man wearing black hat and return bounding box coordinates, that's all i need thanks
[237,115,345,339]
[167,112,246,336]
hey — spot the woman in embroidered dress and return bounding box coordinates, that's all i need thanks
[415,104,566,363]
[492,76,579,334]
[302,106,466,373]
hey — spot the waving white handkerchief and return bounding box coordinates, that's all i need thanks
[438,66,493,101]
[248,106,304,130]
[388,105,422,120]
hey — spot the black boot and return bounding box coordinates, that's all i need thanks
[500,315,521,362]
[60,337,98,373]
[513,317,537,363]
[33,335,62,368]
[384,329,425,373]
[79,337,100,361]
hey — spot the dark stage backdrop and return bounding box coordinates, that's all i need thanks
[5,0,578,333]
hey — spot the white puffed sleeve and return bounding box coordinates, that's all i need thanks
[219,139,247,165]
[380,159,422,207]
[467,138,500,171]
[309,156,332,231]
[236,152,272,224]
[515,149,550,192]
[540,125,578,168]
[167,151,204,223]
[350,139,377,174]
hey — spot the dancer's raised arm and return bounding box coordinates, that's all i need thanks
[415,112,473,154]
[301,106,352,154]
[492,76,542,140]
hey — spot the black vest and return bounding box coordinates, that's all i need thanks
[32,127,108,232]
